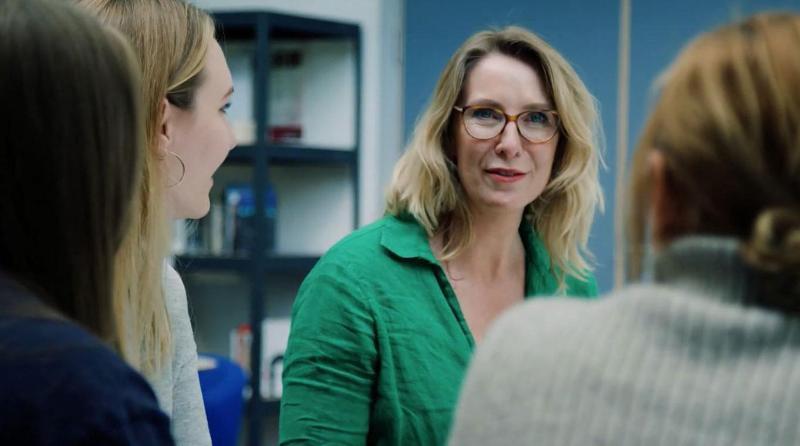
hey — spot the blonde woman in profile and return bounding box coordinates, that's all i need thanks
[0,0,173,443]
[280,26,603,445]
[451,12,800,446]
[75,1,236,445]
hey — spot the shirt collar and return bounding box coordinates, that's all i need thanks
[380,214,557,294]
[380,213,440,264]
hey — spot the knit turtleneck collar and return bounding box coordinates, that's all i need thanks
[652,236,799,314]
[653,237,747,298]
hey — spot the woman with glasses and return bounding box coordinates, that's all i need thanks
[450,13,800,446]
[280,26,603,445]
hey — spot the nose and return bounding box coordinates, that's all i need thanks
[225,121,237,152]
[494,120,523,158]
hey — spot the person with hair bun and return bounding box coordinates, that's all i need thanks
[450,12,800,446]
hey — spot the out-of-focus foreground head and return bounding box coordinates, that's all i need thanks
[0,0,142,345]
[629,13,800,292]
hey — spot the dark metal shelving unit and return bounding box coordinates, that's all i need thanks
[174,254,321,275]
[175,11,360,446]
[227,144,357,166]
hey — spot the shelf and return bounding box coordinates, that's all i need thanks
[226,145,256,163]
[243,396,281,419]
[215,11,359,41]
[263,398,281,417]
[267,145,355,165]
[203,9,360,446]
[265,255,320,274]
[174,255,249,274]
[225,145,356,166]
[268,13,359,40]
[174,254,319,275]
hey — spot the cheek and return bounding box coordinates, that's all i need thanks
[194,116,224,155]
[452,127,467,163]
[187,118,233,181]
[534,141,558,172]
[454,129,489,165]
[455,142,484,180]
[206,114,232,150]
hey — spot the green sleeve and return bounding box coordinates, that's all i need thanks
[565,272,599,298]
[279,261,376,445]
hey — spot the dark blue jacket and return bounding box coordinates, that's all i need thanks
[0,275,174,445]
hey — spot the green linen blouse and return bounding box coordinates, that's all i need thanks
[279,214,597,445]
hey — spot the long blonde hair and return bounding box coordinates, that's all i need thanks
[75,0,214,375]
[628,13,800,293]
[386,26,603,286]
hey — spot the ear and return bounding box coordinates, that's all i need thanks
[649,150,682,248]
[157,98,173,156]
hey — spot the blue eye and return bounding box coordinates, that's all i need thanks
[469,107,503,122]
[527,112,549,124]
[220,102,231,114]
[523,111,549,125]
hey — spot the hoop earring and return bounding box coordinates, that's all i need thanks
[166,151,186,188]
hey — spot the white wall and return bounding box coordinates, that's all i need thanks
[192,0,405,225]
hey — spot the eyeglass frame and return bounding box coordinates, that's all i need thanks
[452,105,561,144]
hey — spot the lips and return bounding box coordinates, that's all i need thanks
[485,168,525,178]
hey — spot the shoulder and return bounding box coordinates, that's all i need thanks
[564,271,599,297]
[458,287,661,424]
[162,262,187,312]
[522,226,598,298]
[160,262,192,336]
[1,317,157,402]
[320,216,396,261]
[476,285,664,371]
[307,214,413,280]
[293,216,416,318]
[0,317,170,443]
[500,284,664,331]
[453,287,667,444]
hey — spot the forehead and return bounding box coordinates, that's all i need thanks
[200,39,232,92]
[462,52,550,108]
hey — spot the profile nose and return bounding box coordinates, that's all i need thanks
[226,122,237,152]
[494,121,522,158]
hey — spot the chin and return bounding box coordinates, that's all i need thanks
[482,193,531,211]
[192,201,212,219]
[176,200,211,220]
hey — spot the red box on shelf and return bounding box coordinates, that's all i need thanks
[269,124,302,143]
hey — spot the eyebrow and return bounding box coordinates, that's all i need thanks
[465,98,554,110]
[223,86,234,99]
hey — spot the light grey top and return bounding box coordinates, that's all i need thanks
[148,264,211,446]
[450,237,800,445]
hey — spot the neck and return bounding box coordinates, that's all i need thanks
[439,206,525,281]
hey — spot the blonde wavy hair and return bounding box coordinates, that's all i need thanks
[386,26,603,286]
[75,0,214,375]
[628,13,800,295]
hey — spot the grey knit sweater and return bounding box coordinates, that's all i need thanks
[449,237,800,445]
[148,264,211,446]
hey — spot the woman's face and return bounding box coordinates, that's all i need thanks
[166,39,236,220]
[453,52,559,216]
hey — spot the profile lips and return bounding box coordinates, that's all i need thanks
[485,168,524,177]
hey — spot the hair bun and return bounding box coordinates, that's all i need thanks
[742,207,800,272]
